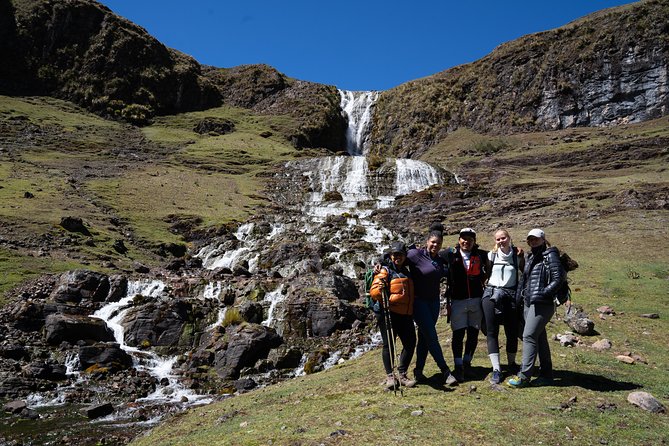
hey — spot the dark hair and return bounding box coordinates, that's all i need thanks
[429,222,444,232]
[427,230,443,242]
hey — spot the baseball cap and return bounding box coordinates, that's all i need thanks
[527,228,545,239]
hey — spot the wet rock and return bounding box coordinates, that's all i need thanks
[591,339,612,351]
[84,402,114,419]
[121,299,193,348]
[132,261,149,273]
[213,323,282,380]
[268,346,303,369]
[44,314,114,345]
[22,362,67,381]
[59,217,90,235]
[3,400,27,414]
[79,343,133,373]
[627,391,666,413]
[50,270,110,304]
[107,275,128,302]
[239,302,263,324]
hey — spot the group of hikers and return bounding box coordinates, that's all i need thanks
[368,224,567,390]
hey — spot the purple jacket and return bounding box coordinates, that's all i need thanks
[406,247,448,301]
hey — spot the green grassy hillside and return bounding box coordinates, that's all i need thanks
[0,95,305,299]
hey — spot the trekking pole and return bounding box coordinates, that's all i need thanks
[381,286,402,396]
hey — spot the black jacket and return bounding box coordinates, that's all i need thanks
[443,246,489,300]
[519,246,565,306]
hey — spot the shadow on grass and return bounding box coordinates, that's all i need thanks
[417,373,457,392]
[539,370,641,391]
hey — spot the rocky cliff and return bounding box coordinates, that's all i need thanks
[1,0,345,148]
[369,0,669,158]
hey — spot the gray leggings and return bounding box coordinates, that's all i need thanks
[519,303,555,379]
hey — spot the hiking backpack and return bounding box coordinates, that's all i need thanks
[363,268,380,312]
[544,250,579,306]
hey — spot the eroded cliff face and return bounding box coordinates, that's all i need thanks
[2,0,220,122]
[370,0,669,158]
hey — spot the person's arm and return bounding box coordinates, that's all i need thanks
[369,267,389,304]
[542,250,566,298]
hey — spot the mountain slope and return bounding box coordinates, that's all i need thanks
[370,0,669,158]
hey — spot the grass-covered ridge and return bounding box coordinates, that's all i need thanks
[0,95,303,295]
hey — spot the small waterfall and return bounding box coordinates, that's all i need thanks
[340,90,379,155]
[262,285,286,329]
[394,158,443,196]
[92,280,209,405]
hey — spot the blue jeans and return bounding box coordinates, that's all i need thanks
[413,298,449,373]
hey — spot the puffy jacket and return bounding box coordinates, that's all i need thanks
[369,265,414,315]
[520,246,566,306]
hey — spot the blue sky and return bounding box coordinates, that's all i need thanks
[98,0,635,91]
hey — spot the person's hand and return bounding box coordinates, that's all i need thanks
[373,263,382,275]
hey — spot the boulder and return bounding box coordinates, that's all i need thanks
[44,314,114,345]
[239,302,264,324]
[22,362,67,381]
[60,216,90,235]
[627,391,666,413]
[193,117,235,136]
[3,400,27,414]
[107,275,128,302]
[83,403,114,419]
[121,299,193,348]
[10,300,45,332]
[78,343,133,373]
[591,339,612,351]
[49,270,110,303]
[214,324,282,380]
[268,346,303,370]
[564,306,595,335]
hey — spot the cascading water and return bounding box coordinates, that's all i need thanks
[197,90,446,277]
[340,90,379,155]
[92,280,211,405]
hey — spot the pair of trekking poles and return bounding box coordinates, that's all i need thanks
[380,286,403,396]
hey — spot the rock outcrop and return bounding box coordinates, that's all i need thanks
[1,0,219,121]
[370,0,669,157]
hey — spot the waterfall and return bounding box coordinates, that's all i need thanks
[262,285,286,329]
[394,158,443,196]
[340,90,379,155]
[92,280,210,405]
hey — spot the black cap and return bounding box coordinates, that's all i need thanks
[389,241,407,255]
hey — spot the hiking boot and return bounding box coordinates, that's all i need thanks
[398,372,416,388]
[531,376,554,387]
[489,369,502,385]
[385,373,398,390]
[507,375,530,388]
[444,371,459,387]
[413,368,428,383]
[453,365,465,383]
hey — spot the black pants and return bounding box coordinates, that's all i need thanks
[482,288,519,356]
[376,310,416,374]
